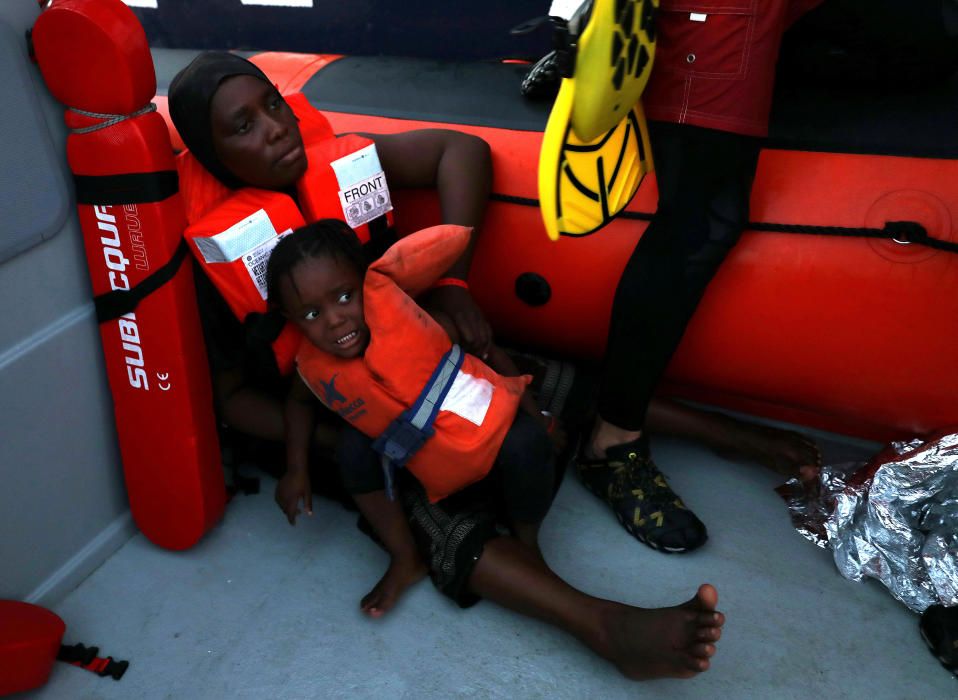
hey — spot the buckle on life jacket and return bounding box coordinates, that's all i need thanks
[376,416,434,466]
[372,344,465,499]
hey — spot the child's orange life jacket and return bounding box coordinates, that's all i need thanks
[296,225,531,503]
[178,94,397,374]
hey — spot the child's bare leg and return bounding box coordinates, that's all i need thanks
[511,521,540,549]
[352,490,428,618]
[510,521,544,564]
[646,397,821,476]
[468,536,724,680]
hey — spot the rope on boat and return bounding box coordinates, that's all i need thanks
[744,220,958,253]
[68,103,156,134]
[489,193,958,254]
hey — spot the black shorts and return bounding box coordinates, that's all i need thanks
[339,408,563,608]
[398,474,501,608]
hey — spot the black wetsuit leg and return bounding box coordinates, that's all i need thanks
[597,121,761,431]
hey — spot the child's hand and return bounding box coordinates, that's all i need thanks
[275,468,313,525]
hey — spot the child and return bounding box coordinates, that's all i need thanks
[264,219,726,680]
[268,219,558,614]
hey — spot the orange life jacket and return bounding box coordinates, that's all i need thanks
[296,225,530,503]
[178,94,397,375]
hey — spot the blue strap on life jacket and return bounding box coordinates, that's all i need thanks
[371,344,464,499]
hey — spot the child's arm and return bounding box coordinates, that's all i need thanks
[275,375,316,525]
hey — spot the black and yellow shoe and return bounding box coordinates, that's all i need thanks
[575,439,707,553]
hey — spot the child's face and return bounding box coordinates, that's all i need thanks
[280,255,369,359]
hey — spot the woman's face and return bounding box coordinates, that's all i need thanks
[209,75,307,190]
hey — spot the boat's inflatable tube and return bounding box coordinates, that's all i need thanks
[239,53,957,443]
[139,35,958,443]
[32,0,225,550]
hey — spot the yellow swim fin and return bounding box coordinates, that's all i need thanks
[538,0,658,241]
[570,0,658,142]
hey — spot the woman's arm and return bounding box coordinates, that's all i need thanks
[367,129,494,356]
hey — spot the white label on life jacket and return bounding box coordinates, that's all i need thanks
[440,371,494,426]
[331,144,393,230]
[195,208,278,264]
[242,228,293,300]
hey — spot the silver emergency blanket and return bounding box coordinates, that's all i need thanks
[777,432,958,612]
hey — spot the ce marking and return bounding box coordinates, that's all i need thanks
[157,372,171,391]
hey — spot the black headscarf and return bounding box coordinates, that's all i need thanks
[169,51,273,189]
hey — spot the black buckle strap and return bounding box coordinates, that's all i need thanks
[73,170,178,206]
[57,643,129,681]
[94,239,189,323]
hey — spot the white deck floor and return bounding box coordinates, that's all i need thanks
[29,433,956,699]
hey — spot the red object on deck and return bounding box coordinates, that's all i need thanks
[0,601,65,696]
[32,0,225,549]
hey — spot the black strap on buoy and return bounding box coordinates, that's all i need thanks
[93,239,190,323]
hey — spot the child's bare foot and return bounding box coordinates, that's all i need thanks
[590,584,725,680]
[360,555,428,618]
[709,414,821,477]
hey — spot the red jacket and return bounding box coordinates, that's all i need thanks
[644,0,823,136]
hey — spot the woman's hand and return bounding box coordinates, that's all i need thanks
[275,467,313,525]
[420,285,492,358]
